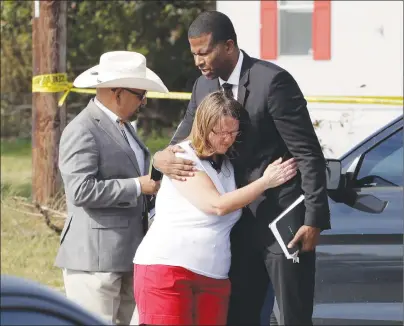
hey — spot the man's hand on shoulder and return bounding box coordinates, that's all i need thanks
[153,145,197,181]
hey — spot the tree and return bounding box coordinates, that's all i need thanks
[1,1,32,94]
[1,0,215,137]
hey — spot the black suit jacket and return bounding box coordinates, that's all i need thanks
[169,51,331,253]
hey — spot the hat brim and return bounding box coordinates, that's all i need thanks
[73,64,169,93]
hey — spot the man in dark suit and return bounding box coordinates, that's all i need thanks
[152,11,331,326]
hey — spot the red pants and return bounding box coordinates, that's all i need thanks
[134,264,231,325]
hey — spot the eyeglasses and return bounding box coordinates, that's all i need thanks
[112,88,147,100]
[212,130,241,138]
[123,88,147,100]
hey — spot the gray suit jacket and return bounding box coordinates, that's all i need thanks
[55,99,150,272]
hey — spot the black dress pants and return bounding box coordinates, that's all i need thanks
[227,215,268,326]
[227,215,316,326]
[265,249,316,326]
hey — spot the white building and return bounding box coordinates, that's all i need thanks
[216,0,403,157]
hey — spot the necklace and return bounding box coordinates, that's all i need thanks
[207,155,223,173]
[188,141,223,173]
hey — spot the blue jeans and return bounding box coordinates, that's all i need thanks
[260,281,275,325]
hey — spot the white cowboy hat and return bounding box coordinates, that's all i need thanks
[73,51,169,93]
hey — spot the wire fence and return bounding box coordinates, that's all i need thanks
[0,92,187,139]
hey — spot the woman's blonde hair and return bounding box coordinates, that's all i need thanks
[188,91,244,158]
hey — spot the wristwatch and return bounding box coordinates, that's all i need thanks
[151,155,161,172]
[151,156,163,181]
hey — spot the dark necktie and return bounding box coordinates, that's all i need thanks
[117,119,131,145]
[117,118,149,233]
[222,83,234,98]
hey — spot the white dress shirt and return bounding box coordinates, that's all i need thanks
[94,97,145,196]
[218,50,244,100]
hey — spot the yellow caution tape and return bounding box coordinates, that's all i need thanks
[32,73,192,106]
[32,73,403,106]
[32,73,95,107]
[146,91,191,100]
[305,96,403,106]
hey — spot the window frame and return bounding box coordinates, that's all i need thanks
[353,128,403,188]
[277,0,314,57]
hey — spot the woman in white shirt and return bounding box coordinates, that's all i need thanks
[133,91,296,326]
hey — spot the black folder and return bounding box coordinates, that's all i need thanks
[268,195,305,263]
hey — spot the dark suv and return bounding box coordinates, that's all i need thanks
[314,115,403,325]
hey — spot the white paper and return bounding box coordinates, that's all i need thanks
[268,194,305,263]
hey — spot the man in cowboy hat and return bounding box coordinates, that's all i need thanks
[55,51,168,325]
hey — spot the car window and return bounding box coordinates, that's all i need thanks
[356,129,403,187]
[0,310,75,325]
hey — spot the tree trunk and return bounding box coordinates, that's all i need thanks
[32,0,67,204]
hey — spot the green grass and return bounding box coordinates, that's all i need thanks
[144,132,171,155]
[1,200,64,290]
[1,138,32,198]
[1,138,32,157]
[0,134,170,290]
[1,138,63,289]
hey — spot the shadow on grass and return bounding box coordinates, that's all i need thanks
[1,138,31,157]
[1,182,32,199]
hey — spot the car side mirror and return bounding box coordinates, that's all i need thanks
[325,159,342,190]
[327,155,389,214]
[352,193,388,214]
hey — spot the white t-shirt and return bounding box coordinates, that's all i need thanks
[134,141,242,279]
